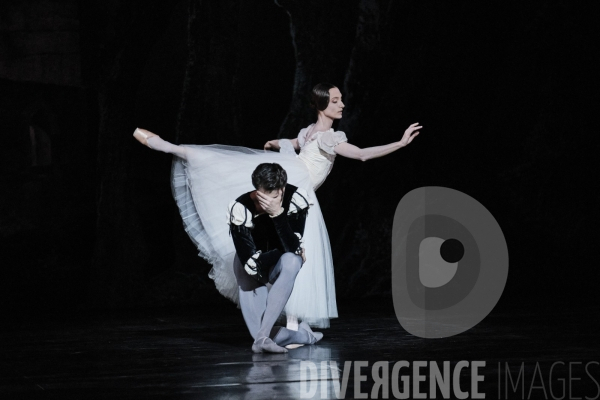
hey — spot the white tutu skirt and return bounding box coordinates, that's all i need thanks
[171,144,338,328]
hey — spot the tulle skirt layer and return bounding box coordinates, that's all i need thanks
[171,145,337,328]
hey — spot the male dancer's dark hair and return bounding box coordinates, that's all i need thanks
[251,163,287,191]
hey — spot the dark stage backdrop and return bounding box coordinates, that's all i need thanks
[0,0,597,317]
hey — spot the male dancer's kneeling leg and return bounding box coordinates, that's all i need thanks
[234,254,323,353]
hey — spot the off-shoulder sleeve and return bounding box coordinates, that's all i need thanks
[297,127,309,148]
[226,201,254,228]
[317,130,348,155]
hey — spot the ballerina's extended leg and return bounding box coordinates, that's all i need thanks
[133,128,188,160]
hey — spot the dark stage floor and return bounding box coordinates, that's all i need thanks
[1,300,598,399]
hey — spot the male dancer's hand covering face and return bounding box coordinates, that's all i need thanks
[256,188,284,216]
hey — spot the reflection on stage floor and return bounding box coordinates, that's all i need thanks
[1,299,597,399]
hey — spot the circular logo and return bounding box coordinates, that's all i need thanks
[392,187,509,338]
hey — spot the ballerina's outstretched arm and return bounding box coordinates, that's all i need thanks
[333,123,422,162]
[133,128,188,160]
[263,138,300,151]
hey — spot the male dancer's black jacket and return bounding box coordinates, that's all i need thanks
[227,184,311,284]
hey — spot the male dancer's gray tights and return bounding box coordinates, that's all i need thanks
[234,253,320,352]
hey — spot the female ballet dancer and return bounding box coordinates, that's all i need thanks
[133,83,421,329]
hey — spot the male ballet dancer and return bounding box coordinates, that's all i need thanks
[228,163,323,353]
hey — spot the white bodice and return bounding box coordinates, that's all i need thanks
[298,136,335,190]
[295,125,348,190]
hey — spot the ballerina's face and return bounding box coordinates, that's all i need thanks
[321,88,345,120]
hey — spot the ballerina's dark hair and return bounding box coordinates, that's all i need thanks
[310,83,337,112]
[252,163,287,191]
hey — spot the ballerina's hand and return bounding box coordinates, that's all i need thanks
[256,189,284,216]
[399,123,422,147]
[264,140,280,151]
[300,248,306,264]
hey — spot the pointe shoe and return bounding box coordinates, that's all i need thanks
[133,128,159,148]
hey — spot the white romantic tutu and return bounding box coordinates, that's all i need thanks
[170,144,338,328]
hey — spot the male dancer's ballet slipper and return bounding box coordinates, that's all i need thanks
[252,337,288,354]
[284,323,323,349]
[300,322,324,344]
[133,128,159,148]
